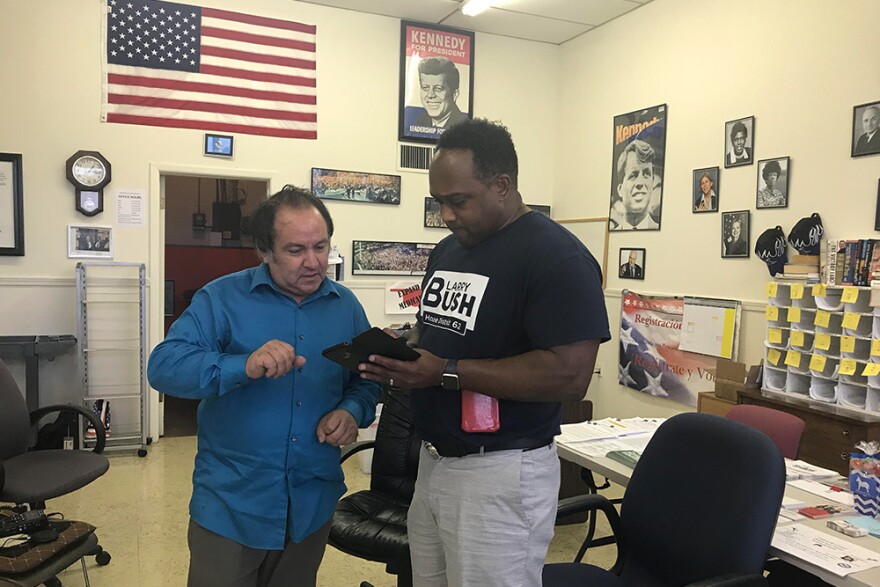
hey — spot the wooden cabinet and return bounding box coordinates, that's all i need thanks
[697,392,736,417]
[739,389,880,475]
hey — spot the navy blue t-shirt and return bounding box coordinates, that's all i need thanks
[413,211,611,446]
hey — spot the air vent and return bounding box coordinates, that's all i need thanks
[398,143,433,173]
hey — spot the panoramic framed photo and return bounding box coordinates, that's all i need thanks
[68,225,113,259]
[692,167,719,213]
[852,100,880,157]
[619,248,645,280]
[721,210,750,258]
[0,152,24,256]
[352,240,436,275]
[724,116,755,168]
[311,168,401,205]
[756,156,790,209]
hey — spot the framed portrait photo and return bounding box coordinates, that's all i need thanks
[852,100,880,157]
[424,197,446,229]
[68,225,113,259]
[721,210,750,258]
[756,156,790,209]
[724,116,755,168]
[619,248,646,280]
[311,168,401,205]
[0,152,24,256]
[204,133,234,158]
[399,21,475,144]
[692,167,719,213]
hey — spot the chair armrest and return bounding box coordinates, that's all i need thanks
[686,573,767,587]
[555,493,627,574]
[29,404,106,454]
[339,440,376,463]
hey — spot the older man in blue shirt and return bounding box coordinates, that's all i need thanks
[148,185,381,587]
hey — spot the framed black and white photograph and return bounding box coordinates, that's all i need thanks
[756,157,790,209]
[608,104,667,231]
[399,21,474,144]
[68,225,113,259]
[724,116,755,168]
[618,248,645,280]
[692,167,719,213]
[424,197,446,228]
[721,210,750,258]
[311,168,401,205]
[204,133,234,158]
[852,100,880,157]
[0,152,24,256]
[352,240,436,276]
[527,204,551,217]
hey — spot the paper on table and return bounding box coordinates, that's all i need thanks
[618,417,665,433]
[562,434,652,458]
[787,480,855,505]
[557,422,617,443]
[772,523,880,577]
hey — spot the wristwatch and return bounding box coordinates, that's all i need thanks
[441,359,460,391]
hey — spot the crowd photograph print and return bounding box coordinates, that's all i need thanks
[609,104,667,231]
[725,116,755,168]
[692,167,719,213]
[399,21,474,144]
[722,210,750,258]
[852,100,880,157]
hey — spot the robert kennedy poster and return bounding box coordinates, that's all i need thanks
[399,21,474,144]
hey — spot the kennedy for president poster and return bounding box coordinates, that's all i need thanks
[399,21,474,144]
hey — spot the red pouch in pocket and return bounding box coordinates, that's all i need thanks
[461,389,500,433]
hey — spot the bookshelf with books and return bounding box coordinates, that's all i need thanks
[820,239,880,286]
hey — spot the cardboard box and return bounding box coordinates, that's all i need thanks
[713,359,747,402]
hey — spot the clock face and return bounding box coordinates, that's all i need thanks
[72,156,107,187]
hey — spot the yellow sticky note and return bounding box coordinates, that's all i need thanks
[767,349,782,366]
[815,310,831,328]
[766,282,778,297]
[788,307,802,323]
[790,284,804,300]
[842,312,861,330]
[839,359,857,375]
[785,351,801,367]
[841,336,856,354]
[768,328,783,344]
[862,363,880,377]
[812,283,827,296]
[791,330,805,347]
[872,339,880,357]
[842,287,859,303]
[810,354,827,371]
[814,333,831,350]
[766,305,779,321]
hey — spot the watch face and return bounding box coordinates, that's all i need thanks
[72,156,107,187]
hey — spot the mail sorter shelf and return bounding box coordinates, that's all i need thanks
[76,262,149,457]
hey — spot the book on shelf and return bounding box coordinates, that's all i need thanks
[783,264,819,275]
[790,254,820,265]
[821,239,880,285]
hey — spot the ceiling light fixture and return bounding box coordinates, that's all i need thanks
[461,0,493,17]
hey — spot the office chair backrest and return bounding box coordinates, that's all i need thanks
[619,412,785,586]
[725,404,805,460]
[369,388,420,500]
[0,359,31,460]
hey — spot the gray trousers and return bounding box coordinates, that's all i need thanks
[407,442,560,587]
[186,519,332,587]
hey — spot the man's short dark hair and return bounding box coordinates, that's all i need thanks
[730,120,749,141]
[435,118,518,186]
[762,160,782,181]
[616,139,655,184]
[251,185,334,255]
[418,57,460,91]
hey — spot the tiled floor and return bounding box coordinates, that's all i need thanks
[46,436,619,586]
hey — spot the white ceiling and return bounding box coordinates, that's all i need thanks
[297,0,653,45]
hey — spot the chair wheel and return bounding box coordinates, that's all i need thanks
[96,551,112,565]
[138,449,148,457]
[44,577,63,587]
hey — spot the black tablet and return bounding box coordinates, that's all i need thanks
[322,327,419,372]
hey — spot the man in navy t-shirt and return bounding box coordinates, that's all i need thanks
[361,119,610,586]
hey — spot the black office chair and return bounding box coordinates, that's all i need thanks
[329,388,420,587]
[544,412,786,586]
[0,358,111,585]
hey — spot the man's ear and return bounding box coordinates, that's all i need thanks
[452,88,460,104]
[259,249,272,264]
[493,174,511,199]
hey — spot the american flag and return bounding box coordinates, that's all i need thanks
[102,0,317,139]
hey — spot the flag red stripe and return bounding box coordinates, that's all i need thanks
[202,7,317,35]
[106,113,317,139]
[200,64,316,87]
[201,26,316,53]
[200,45,315,70]
[108,94,317,122]
[107,73,317,105]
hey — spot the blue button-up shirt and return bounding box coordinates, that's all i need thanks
[147,264,381,549]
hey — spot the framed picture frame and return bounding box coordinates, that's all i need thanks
[724,116,755,168]
[851,100,880,157]
[0,152,24,256]
[68,225,113,259]
[756,156,790,209]
[721,210,750,258]
[311,168,401,205]
[527,204,551,217]
[692,167,719,213]
[424,197,446,228]
[875,179,880,231]
[608,104,667,231]
[204,133,234,158]
[618,248,645,280]
[164,280,175,316]
[352,240,436,276]
[399,20,475,144]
